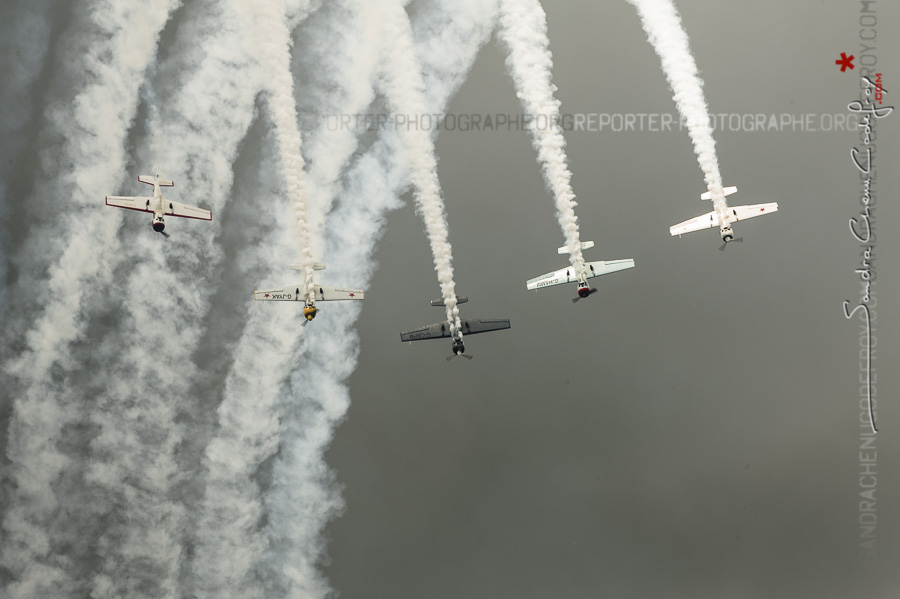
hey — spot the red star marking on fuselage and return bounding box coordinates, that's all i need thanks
[265,293,270,298]
[836,52,855,72]
[349,293,355,297]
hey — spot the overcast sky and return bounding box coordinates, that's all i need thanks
[330,2,900,598]
[1,1,898,598]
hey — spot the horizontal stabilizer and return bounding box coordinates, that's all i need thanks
[431,296,468,307]
[290,262,327,271]
[557,240,594,254]
[138,174,174,187]
[700,186,737,200]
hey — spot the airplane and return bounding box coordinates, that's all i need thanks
[670,186,778,250]
[400,297,510,360]
[252,262,364,322]
[105,174,212,235]
[526,241,635,303]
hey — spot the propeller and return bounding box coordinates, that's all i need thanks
[158,230,170,239]
[718,237,743,252]
[446,353,474,361]
[571,288,598,303]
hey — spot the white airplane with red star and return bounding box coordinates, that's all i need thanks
[105,174,211,236]
[252,263,364,322]
[670,186,778,250]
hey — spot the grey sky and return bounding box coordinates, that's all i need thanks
[327,1,899,598]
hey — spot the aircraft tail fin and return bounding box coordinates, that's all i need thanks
[139,174,174,187]
[557,240,594,254]
[700,186,737,200]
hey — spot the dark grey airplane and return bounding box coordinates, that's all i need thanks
[400,297,511,360]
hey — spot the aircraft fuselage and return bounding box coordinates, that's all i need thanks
[148,183,167,232]
[720,224,735,243]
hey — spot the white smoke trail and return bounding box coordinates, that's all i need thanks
[0,1,497,597]
[188,1,379,596]
[377,0,463,337]
[188,138,293,599]
[241,0,316,302]
[626,0,727,217]
[0,1,180,597]
[260,1,499,596]
[76,0,278,596]
[497,0,586,273]
[300,2,383,256]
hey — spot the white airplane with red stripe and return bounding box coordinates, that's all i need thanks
[670,186,778,249]
[105,174,212,235]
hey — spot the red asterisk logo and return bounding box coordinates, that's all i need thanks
[836,52,855,72]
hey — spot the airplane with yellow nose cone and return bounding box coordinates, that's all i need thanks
[252,263,364,323]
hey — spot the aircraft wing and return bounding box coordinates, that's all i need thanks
[458,318,511,335]
[526,259,633,290]
[400,318,510,342]
[526,266,578,291]
[313,285,364,301]
[254,285,364,301]
[669,210,720,236]
[731,202,778,222]
[584,259,635,280]
[106,195,153,213]
[400,321,452,342]
[165,200,212,221]
[253,286,302,301]
[670,203,779,236]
